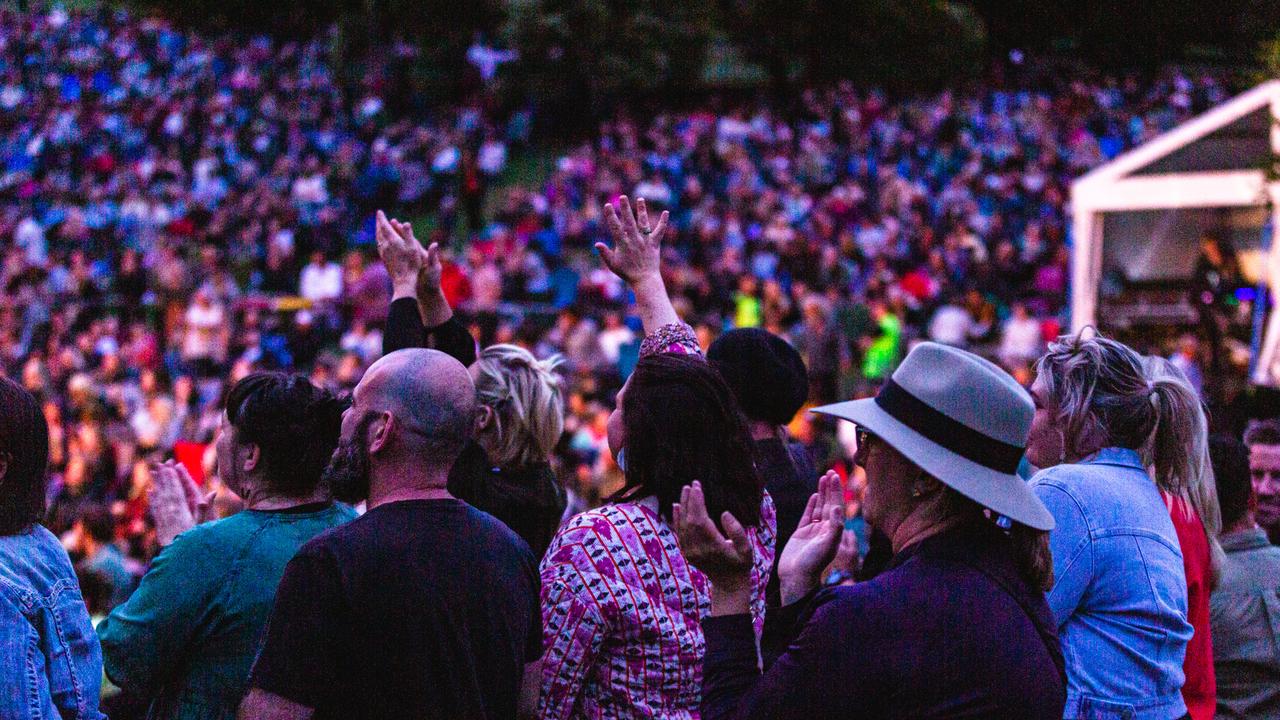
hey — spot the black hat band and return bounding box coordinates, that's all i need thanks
[874,379,1025,474]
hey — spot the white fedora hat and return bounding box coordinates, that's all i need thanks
[811,342,1054,531]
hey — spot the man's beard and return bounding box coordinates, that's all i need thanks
[324,419,372,504]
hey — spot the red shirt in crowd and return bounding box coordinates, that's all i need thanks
[1167,494,1216,720]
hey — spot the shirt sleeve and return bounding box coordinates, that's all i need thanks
[1032,480,1094,627]
[97,530,221,695]
[383,296,427,356]
[638,322,702,358]
[247,545,344,709]
[702,589,864,720]
[537,571,609,720]
[426,316,478,367]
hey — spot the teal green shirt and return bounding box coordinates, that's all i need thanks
[98,503,356,720]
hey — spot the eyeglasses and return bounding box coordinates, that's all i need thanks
[854,427,878,468]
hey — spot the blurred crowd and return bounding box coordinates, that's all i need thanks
[0,5,1241,580]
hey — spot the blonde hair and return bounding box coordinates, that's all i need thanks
[1142,355,1224,588]
[473,344,566,469]
[1035,330,1199,497]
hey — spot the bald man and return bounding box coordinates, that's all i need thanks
[241,350,543,720]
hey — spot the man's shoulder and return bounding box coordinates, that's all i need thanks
[459,503,538,561]
[1222,540,1280,579]
[305,501,530,555]
[291,513,365,560]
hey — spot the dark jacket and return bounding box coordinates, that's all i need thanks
[449,443,565,559]
[701,523,1066,720]
[384,298,566,558]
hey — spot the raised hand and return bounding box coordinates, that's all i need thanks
[149,460,215,546]
[417,240,443,300]
[597,196,668,288]
[672,481,755,590]
[376,210,423,298]
[777,470,846,604]
[596,196,680,332]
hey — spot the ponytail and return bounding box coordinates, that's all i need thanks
[1143,357,1225,588]
[1147,376,1200,497]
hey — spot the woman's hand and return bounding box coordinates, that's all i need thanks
[149,460,215,547]
[673,481,755,615]
[673,481,754,584]
[416,240,443,302]
[778,471,845,605]
[377,211,453,326]
[822,527,860,586]
[597,196,667,289]
[597,196,680,333]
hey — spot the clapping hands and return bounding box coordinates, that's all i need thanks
[777,471,847,604]
[375,210,441,298]
[149,460,215,547]
[673,481,756,591]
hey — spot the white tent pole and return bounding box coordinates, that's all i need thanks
[1070,206,1100,333]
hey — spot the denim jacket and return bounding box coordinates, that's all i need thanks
[0,524,106,720]
[1031,448,1193,720]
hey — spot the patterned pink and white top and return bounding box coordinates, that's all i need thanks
[538,321,776,719]
[538,495,776,720]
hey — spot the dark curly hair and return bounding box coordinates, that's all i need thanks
[0,375,50,535]
[224,373,346,497]
[612,354,763,527]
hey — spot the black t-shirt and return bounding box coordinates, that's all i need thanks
[249,499,542,720]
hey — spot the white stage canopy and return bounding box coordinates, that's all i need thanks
[1071,80,1280,386]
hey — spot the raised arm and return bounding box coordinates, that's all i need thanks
[376,210,477,365]
[597,196,681,335]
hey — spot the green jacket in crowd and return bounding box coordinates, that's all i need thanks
[98,503,355,720]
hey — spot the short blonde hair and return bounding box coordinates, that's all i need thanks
[473,344,565,469]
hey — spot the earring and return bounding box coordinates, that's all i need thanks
[911,487,925,499]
